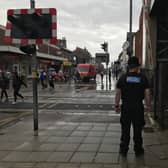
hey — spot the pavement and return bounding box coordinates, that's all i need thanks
[0,77,168,168]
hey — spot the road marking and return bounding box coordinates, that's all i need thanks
[48,104,57,109]
[0,111,31,128]
[39,103,48,108]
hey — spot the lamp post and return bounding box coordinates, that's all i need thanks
[129,0,133,57]
[129,0,132,34]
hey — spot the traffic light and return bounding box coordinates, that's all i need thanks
[101,42,108,52]
[8,13,52,39]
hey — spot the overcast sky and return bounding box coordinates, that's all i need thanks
[0,0,142,62]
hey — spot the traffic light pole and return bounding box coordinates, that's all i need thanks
[101,42,109,90]
[105,42,108,90]
[30,0,38,132]
[106,52,108,91]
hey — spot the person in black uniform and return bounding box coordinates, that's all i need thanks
[115,56,151,157]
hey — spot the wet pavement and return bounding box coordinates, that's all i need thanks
[0,75,168,167]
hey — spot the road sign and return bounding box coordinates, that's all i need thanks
[95,53,109,64]
[4,8,57,45]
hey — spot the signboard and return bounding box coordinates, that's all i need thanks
[63,61,72,66]
[95,53,109,64]
[4,8,57,45]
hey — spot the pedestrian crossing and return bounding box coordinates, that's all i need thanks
[0,102,116,111]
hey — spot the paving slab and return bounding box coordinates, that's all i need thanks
[56,163,80,168]
[13,163,36,168]
[87,131,105,137]
[2,151,32,162]
[34,163,56,168]
[26,151,51,162]
[94,153,118,164]
[83,137,103,144]
[70,131,89,137]
[77,144,99,152]
[99,144,119,153]
[70,152,96,163]
[56,143,79,152]
[47,152,73,162]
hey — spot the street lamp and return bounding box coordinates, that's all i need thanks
[130,0,132,33]
[127,0,133,57]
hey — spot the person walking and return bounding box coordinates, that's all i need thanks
[100,71,104,83]
[12,72,27,104]
[0,72,9,102]
[108,68,112,84]
[48,71,55,89]
[115,56,151,157]
[39,70,47,89]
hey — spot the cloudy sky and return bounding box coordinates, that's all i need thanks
[0,0,142,62]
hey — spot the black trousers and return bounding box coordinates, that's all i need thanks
[13,87,23,102]
[120,104,145,153]
[1,89,8,100]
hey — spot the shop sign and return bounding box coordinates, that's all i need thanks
[63,61,72,66]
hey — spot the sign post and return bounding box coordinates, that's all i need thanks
[4,1,57,133]
[30,0,38,132]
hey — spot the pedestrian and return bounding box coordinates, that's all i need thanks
[114,62,120,80]
[12,72,27,104]
[48,71,55,89]
[115,56,151,157]
[0,72,9,102]
[39,70,47,89]
[100,71,104,83]
[74,69,80,83]
[109,68,111,84]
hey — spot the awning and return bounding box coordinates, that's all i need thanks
[0,46,24,54]
[0,45,68,62]
[37,52,68,61]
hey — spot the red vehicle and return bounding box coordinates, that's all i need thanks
[77,64,96,82]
